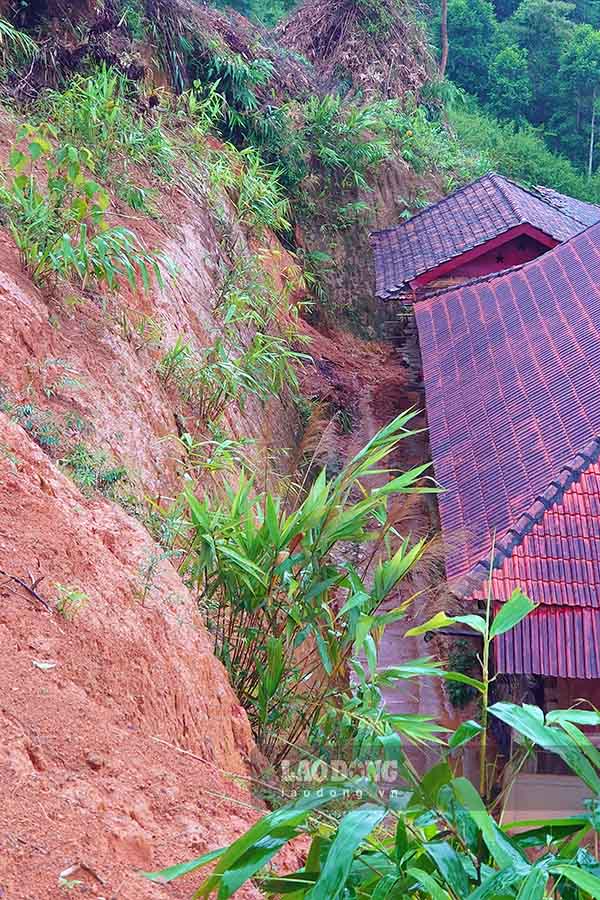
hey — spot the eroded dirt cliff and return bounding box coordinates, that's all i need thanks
[0,117,302,896]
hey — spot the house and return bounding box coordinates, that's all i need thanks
[371,172,600,302]
[413,221,600,812]
[415,222,600,683]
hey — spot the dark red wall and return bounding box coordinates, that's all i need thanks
[451,234,550,278]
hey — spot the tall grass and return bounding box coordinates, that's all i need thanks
[0,124,172,292]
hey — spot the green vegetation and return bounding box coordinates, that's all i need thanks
[158,332,304,423]
[59,443,129,499]
[3,10,600,896]
[146,543,600,899]
[43,66,175,183]
[158,252,307,425]
[152,412,442,759]
[445,637,480,708]
[11,403,63,450]
[451,104,600,200]
[54,583,90,620]
[0,123,171,292]
[435,0,600,177]
[0,15,37,68]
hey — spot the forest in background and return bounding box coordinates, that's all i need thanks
[211,0,600,197]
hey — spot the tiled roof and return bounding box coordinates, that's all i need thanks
[535,185,600,227]
[495,606,600,678]
[415,222,600,677]
[372,173,600,299]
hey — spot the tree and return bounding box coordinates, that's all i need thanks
[487,44,532,120]
[440,0,449,75]
[446,0,498,98]
[558,23,600,175]
[504,0,574,123]
[492,0,522,18]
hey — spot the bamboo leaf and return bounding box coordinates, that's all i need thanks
[306,805,387,899]
[141,846,224,883]
[489,589,536,638]
[550,864,600,897]
[194,784,362,898]
[405,612,455,637]
[514,867,548,899]
[449,720,483,749]
[489,703,600,793]
[407,867,452,899]
[423,841,470,896]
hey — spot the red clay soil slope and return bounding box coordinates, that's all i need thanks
[0,121,303,896]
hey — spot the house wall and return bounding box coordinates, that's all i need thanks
[411,230,557,299]
[450,233,550,278]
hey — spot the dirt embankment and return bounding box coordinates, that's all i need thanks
[0,121,303,895]
[0,73,451,896]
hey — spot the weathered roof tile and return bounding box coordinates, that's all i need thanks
[372,173,600,299]
[415,221,600,676]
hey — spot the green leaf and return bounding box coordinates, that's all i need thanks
[546,709,600,726]
[550,863,600,897]
[9,149,27,173]
[414,761,453,806]
[219,829,297,897]
[141,846,224,883]
[423,841,470,896]
[194,783,361,898]
[407,867,452,899]
[490,589,536,638]
[506,817,590,847]
[314,629,333,675]
[339,590,370,616]
[28,141,45,161]
[453,614,487,635]
[466,866,523,899]
[514,867,548,899]
[405,612,455,637]
[489,703,600,793]
[306,804,387,899]
[443,670,485,693]
[261,871,319,894]
[449,720,483,749]
[452,776,528,870]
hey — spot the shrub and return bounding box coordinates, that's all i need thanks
[43,65,175,182]
[12,403,62,450]
[0,17,37,68]
[1,123,173,292]
[54,583,89,620]
[158,333,305,424]
[302,94,396,189]
[147,592,600,900]
[60,443,128,498]
[156,412,440,759]
[204,143,291,236]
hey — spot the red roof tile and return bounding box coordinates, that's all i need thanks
[415,222,600,677]
[372,173,600,299]
[495,606,600,678]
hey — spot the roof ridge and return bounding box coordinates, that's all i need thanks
[491,172,530,223]
[533,184,600,228]
[370,171,498,241]
[452,436,600,599]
